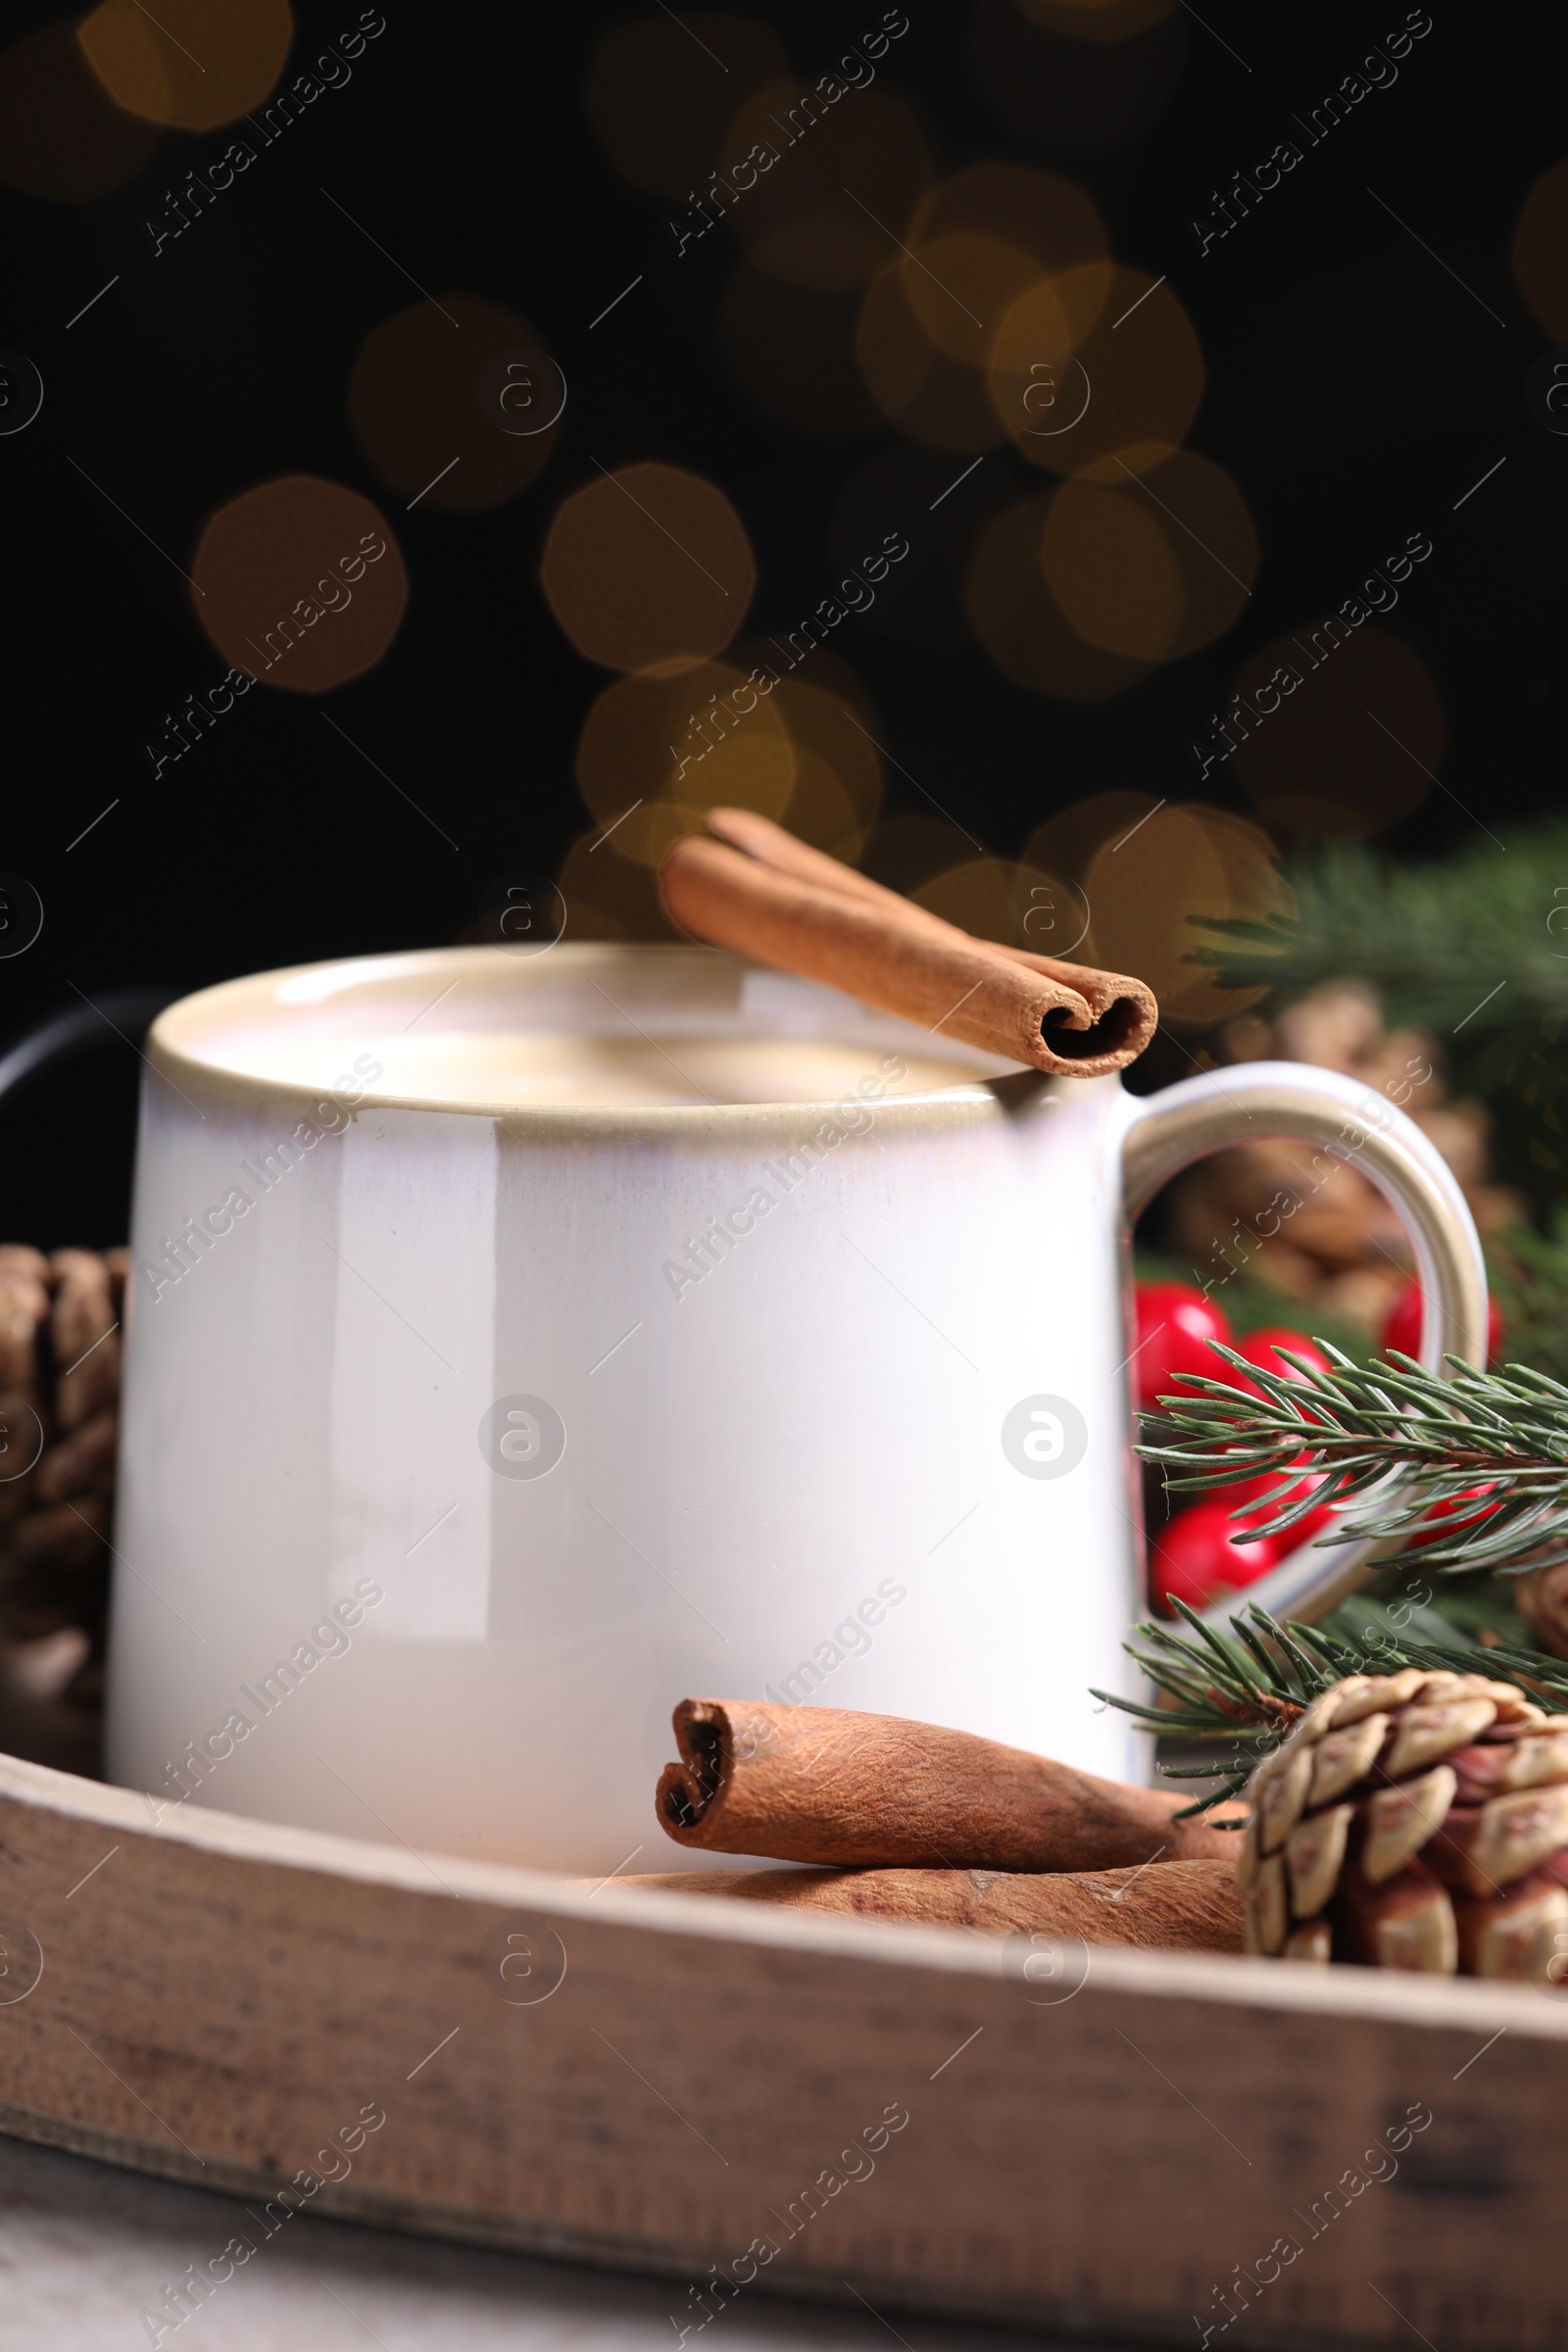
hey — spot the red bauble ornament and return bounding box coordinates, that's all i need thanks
[1406,1483,1500,1550]
[1231,1328,1332,1391]
[1222,1330,1337,1543]
[1229,1447,1316,1511]
[1149,1496,1283,1616]
[1244,1494,1338,1555]
[1132,1283,1232,1414]
[1228,1458,1336,1549]
[1381,1280,1504,1368]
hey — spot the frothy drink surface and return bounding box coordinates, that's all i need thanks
[350,1033,982,1105]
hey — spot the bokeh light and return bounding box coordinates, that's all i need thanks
[191,476,408,693]
[571,645,885,872]
[990,264,1204,473]
[965,493,1155,698]
[776,755,870,862]
[574,660,797,835]
[1512,159,1568,340]
[76,0,292,132]
[903,231,1050,367]
[857,164,1107,449]
[1039,450,1257,659]
[985,269,1103,443]
[964,447,1252,695]
[910,163,1107,282]
[720,84,932,290]
[569,799,702,873]
[759,655,886,848]
[586,14,788,199]
[557,827,685,943]
[349,297,564,514]
[912,857,1088,955]
[1024,790,1162,883]
[858,259,1015,450]
[542,464,755,675]
[1224,624,1446,836]
[1081,805,1286,1022]
[1041,476,1183,658]
[0,24,157,201]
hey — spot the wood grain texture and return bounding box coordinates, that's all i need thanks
[0,1748,1564,2348]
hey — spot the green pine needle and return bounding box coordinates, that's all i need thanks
[1188,826,1568,1050]
[1139,1340,1568,1575]
[1487,1214,1568,1388]
[1184,823,1568,1216]
[1093,1597,1568,1817]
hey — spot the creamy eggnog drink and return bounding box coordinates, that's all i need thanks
[228,1030,980,1107]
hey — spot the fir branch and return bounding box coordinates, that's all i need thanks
[1139,1341,1568,1575]
[1187,827,1568,1047]
[1147,824,1568,1524]
[1183,824,1568,1218]
[1092,1598,1568,1816]
[1488,1215,1568,1388]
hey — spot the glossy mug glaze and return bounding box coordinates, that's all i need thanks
[106,945,1487,1871]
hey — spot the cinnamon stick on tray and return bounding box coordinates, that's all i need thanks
[626,1860,1244,1954]
[658,808,1157,1080]
[656,1700,1243,1871]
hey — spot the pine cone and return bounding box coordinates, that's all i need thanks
[0,1245,125,1709]
[1515,1565,1568,1662]
[1170,981,1529,1331]
[1238,1668,1568,1982]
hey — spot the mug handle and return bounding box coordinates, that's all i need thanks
[1117,1058,1489,1628]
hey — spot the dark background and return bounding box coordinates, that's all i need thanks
[4,0,1562,1246]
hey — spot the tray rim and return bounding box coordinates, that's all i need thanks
[6,1743,1568,2042]
[6,1743,1568,2348]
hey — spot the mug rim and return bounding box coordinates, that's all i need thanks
[147,942,1051,1128]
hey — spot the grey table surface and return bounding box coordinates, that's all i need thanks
[0,2129,1140,2352]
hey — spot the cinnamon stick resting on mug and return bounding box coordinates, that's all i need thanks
[626,1860,1244,1953]
[656,1699,1243,1871]
[658,809,1157,1080]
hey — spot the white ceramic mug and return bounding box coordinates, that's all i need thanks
[107,944,1487,1871]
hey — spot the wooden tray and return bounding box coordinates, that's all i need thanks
[1,1745,1563,2350]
